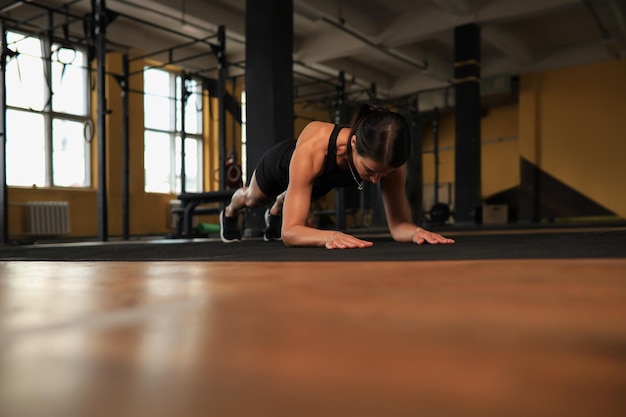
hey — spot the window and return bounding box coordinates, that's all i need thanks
[143,68,203,193]
[5,31,90,188]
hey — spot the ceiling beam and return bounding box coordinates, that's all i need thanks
[528,40,617,72]
[482,25,534,65]
[295,27,368,63]
[376,7,469,46]
[607,0,626,37]
[295,18,428,72]
[293,0,379,36]
[427,0,471,15]
[378,0,580,47]
[396,45,453,82]
[389,72,451,100]
[582,0,626,57]
[109,0,246,38]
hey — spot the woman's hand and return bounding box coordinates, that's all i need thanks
[325,231,373,249]
[412,228,455,245]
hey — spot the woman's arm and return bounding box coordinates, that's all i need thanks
[280,141,326,247]
[281,123,373,248]
[381,166,455,244]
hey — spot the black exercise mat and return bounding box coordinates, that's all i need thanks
[1,229,625,262]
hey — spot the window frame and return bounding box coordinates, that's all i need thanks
[143,67,204,194]
[4,30,92,188]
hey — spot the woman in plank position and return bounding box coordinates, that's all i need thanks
[220,104,455,249]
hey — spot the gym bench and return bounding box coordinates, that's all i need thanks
[174,190,235,237]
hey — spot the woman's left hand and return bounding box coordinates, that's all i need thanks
[413,228,455,245]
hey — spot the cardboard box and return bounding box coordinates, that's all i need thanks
[483,204,508,225]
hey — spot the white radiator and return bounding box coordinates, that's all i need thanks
[27,201,71,236]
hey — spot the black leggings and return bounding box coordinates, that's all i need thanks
[252,139,334,201]
[253,139,295,197]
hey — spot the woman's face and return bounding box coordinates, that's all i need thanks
[351,136,395,184]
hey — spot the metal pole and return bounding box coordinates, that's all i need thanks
[361,82,378,224]
[121,54,130,239]
[407,96,423,224]
[231,75,237,153]
[94,0,108,241]
[0,24,8,244]
[45,11,53,184]
[180,70,188,193]
[335,70,346,231]
[433,107,439,204]
[217,25,227,190]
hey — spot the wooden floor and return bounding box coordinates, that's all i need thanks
[1,259,626,417]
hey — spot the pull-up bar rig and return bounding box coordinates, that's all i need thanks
[0,0,235,243]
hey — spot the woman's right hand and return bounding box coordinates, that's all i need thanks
[324,231,373,249]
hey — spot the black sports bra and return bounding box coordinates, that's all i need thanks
[311,124,358,199]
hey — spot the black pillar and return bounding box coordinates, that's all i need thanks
[0,24,8,244]
[217,25,228,190]
[179,71,188,193]
[244,0,293,236]
[405,97,423,225]
[453,23,481,225]
[121,54,130,240]
[334,71,347,231]
[94,0,108,241]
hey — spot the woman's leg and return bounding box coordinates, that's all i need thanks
[224,171,274,217]
[263,191,286,241]
[221,172,275,242]
[268,191,286,216]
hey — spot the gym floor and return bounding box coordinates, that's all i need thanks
[1,225,625,417]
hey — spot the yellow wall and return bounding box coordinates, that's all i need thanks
[422,111,455,187]
[7,55,625,240]
[423,58,625,219]
[105,53,175,236]
[421,103,518,199]
[519,59,626,217]
[8,188,98,238]
[480,104,519,198]
[8,51,239,239]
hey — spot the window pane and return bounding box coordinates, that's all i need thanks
[144,130,172,193]
[144,96,172,131]
[144,68,171,96]
[6,33,46,110]
[6,109,46,187]
[52,119,89,187]
[177,78,202,134]
[175,137,202,192]
[144,68,174,131]
[186,85,202,134]
[52,47,87,116]
[144,68,203,194]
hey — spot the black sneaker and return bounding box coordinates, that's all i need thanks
[220,210,241,243]
[263,208,282,241]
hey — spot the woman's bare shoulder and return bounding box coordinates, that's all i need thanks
[292,121,334,174]
[298,120,334,140]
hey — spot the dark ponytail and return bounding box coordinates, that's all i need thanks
[349,104,410,168]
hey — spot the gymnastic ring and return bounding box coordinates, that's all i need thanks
[226,164,242,183]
